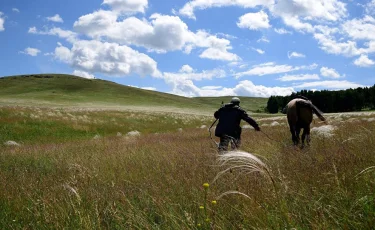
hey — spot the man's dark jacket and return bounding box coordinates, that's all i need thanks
[214,103,259,138]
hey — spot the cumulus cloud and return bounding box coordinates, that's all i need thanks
[73,12,239,61]
[12,8,20,13]
[19,47,41,56]
[168,79,295,97]
[353,54,375,67]
[179,0,274,19]
[179,64,194,73]
[73,70,96,79]
[277,74,320,81]
[54,40,161,77]
[269,0,347,22]
[46,14,64,23]
[320,67,342,78]
[295,80,363,89]
[288,51,306,59]
[313,33,362,57]
[235,62,318,78]
[102,0,148,14]
[0,12,4,31]
[342,16,375,41]
[237,11,271,30]
[161,66,295,97]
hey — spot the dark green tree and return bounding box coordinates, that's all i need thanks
[267,96,279,114]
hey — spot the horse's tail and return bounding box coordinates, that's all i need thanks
[311,104,325,121]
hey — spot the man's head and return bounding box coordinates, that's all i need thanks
[231,97,240,105]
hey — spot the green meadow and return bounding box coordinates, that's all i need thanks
[1,75,375,229]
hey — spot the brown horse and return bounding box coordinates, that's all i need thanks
[286,98,326,147]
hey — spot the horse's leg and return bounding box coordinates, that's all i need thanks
[289,124,298,145]
[301,127,307,148]
[296,124,301,146]
[306,125,311,146]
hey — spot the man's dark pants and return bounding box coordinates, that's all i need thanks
[218,135,241,152]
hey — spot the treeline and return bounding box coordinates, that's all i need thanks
[266,84,375,114]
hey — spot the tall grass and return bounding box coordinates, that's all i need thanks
[1,108,375,229]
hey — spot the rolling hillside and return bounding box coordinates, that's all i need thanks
[0,74,267,113]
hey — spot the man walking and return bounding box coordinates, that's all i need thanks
[214,97,261,152]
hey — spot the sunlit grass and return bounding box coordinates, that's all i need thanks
[1,107,375,229]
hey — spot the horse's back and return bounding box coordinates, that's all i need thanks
[286,99,313,126]
[286,99,299,124]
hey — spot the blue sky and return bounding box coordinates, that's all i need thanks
[1,0,375,97]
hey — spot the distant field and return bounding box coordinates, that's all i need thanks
[0,74,267,114]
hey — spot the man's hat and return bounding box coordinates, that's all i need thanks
[231,97,240,104]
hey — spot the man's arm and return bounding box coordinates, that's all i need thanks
[241,110,260,131]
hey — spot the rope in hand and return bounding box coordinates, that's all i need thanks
[260,129,288,147]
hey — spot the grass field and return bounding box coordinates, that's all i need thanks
[1,103,375,229]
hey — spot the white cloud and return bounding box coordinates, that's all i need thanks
[141,87,156,91]
[73,12,239,61]
[179,64,194,73]
[277,74,320,81]
[281,16,315,33]
[12,8,20,13]
[274,28,292,34]
[194,30,240,61]
[169,79,295,97]
[164,67,225,81]
[19,47,41,56]
[295,80,364,89]
[46,14,64,23]
[268,0,347,35]
[0,12,4,31]
[28,26,37,33]
[342,16,375,41]
[199,47,240,61]
[102,0,148,14]
[54,45,72,63]
[313,33,362,57]
[288,51,306,59]
[179,0,274,20]
[269,0,347,22]
[201,86,222,90]
[257,36,269,43]
[73,70,95,79]
[28,27,77,43]
[320,67,342,78]
[231,80,295,97]
[252,48,265,54]
[235,62,318,78]
[237,11,271,30]
[54,40,161,78]
[366,0,375,15]
[353,54,375,67]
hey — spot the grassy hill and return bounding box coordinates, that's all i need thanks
[0,74,267,113]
